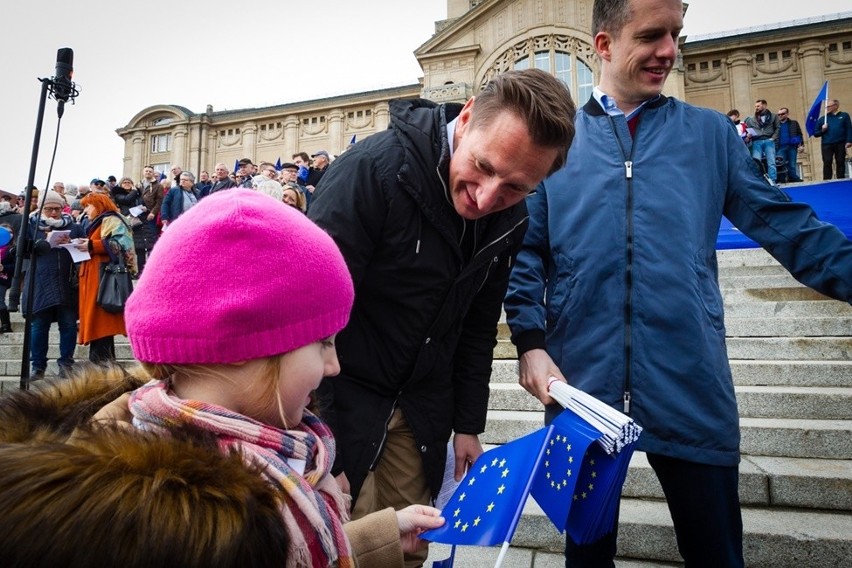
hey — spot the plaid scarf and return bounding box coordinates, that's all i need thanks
[129,380,354,568]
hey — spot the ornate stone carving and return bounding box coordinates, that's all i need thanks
[423,83,471,102]
[479,33,596,90]
[302,117,327,136]
[345,109,374,130]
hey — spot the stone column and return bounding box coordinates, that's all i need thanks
[799,41,826,181]
[172,127,188,169]
[242,123,258,161]
[374,102,390,133]
[284,116,300,157]
[327,109,345,156]
[727,50,753,115]
[131,134,145,180]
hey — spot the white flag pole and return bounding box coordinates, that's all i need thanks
[824,81,830,129]
[494,541,511,568]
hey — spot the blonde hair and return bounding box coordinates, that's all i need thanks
[142,357,291,428]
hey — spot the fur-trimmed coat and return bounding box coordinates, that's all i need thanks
[0,365,403,567]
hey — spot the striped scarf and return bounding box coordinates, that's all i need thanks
[129,380,354,568]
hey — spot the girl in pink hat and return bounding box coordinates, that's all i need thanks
[0,189,444,567]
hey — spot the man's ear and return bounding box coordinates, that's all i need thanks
[594,31,612,62]
[453,96,476,150]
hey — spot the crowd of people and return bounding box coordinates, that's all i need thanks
[0,1,850,567]
[727,97,852,182]
[0,151,331,380]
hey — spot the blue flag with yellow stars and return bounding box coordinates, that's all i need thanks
[421,428,550,546]
[805,81,828,137]
[530,409,636,544]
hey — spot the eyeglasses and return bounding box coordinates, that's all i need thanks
[42,206,63,213]
[777,112,787,116]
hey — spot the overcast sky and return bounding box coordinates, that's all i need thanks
[1,0,849,192]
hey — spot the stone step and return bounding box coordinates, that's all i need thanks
[425,542,680,567]
[730,360,852,387]
[0,343,134,361]
[493,337,852,362]
[497,317,852,341]
[625,452,852,512]
[726,337,852,360]
[722,299,852,318]
[715,247,784,268]
[718,272,804,290]
[720,286,834,302]
[511,498,852,567]
[724,316,852,337]
[487,383,852,421]
[736,386,852,419]
[489,359,852,388]
[481,411,852,460]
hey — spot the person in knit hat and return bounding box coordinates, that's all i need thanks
[20,188,85,379]
[0,189,444,568]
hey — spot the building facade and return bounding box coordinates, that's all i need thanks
[117,1,852,183]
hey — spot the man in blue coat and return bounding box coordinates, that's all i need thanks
[505,1,852,566]
[813,99,852,179]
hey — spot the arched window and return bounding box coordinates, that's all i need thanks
[483,35,597,104]
[515,50,594,104]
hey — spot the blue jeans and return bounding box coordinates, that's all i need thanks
[30,305,77,373]
[777,145,801,182]
[545,405,744,567]
[750,138,777,182]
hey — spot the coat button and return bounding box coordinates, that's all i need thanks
[420,445,427,453]
[425,337,431,344]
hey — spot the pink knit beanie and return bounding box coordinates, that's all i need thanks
[125,189,354,364]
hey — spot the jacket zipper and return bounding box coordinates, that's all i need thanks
[608,114,636,414]
[369,401,398,471]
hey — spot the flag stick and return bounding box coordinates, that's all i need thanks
[494,541,511,568]
[824,82,830,129]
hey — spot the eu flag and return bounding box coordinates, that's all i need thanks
[233,159,240,174]
[275,157,283,171]
[805,81,828,137]
[421,428,549,546]
[530,409,636,544]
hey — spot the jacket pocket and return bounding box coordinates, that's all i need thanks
[546,252,576,327]
[693,251,725,332]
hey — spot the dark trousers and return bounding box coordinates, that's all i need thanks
[545,404,744,568]
[821,142,848,179]
[560,452,744,567]
[88,335,115,363]
[30,305,78,373]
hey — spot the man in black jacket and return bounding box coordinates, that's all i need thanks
[308,68,575,566]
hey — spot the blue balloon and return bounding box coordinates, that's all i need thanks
[0,226,12,247]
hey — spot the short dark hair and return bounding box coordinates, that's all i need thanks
[726,109,740,118]
[292,152,310,163]
[592,0,633,37]
[755,99,767,105]
[471,68,576,175]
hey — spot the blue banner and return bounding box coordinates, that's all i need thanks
[718,179,852,249]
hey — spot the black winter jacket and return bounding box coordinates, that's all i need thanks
[308,99,528,500]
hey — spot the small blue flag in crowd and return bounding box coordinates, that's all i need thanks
[805,81,829,137]
[233,159,240,174]
[275,157,283,171]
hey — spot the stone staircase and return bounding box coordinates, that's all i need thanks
[2,249,850,567]
[443,247,851,567]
